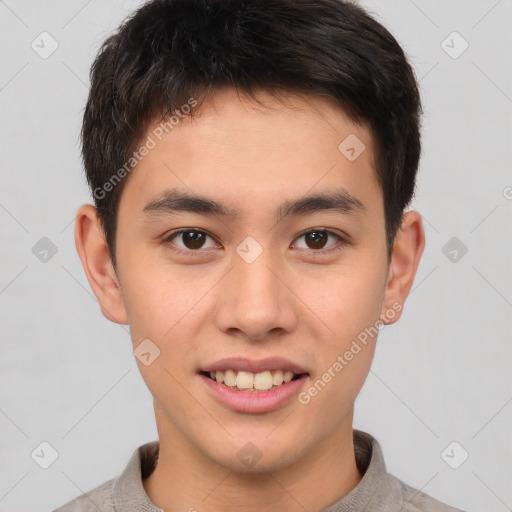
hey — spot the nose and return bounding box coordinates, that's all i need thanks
[213,249,298,343]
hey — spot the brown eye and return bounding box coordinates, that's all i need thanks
[293,229,344,252]
[165,229,217,252]
[304,230,329,249]
[181,231,206,249]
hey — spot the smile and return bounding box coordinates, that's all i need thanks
[203,369,302,391]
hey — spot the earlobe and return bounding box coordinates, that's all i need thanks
[380,210,425,325]
[74,204,129,325]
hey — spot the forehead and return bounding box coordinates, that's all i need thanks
[119,88,381,219]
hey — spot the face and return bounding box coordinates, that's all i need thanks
[96,88,403,472]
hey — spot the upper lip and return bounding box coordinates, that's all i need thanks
[200,357,309,375]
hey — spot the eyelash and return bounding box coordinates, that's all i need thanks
[162,228,348,257]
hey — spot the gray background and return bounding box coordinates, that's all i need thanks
[0,1,511,510]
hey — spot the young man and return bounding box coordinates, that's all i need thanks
[56,0,463,510]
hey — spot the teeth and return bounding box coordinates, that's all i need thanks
[236,371,254,389]
[272,370,284,386]
[283,370,293,383]
[223,369,237,387]
[206,369,300,391]
[254,371,273,390]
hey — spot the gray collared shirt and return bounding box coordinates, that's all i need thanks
[54,430,463,512]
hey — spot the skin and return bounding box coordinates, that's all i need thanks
[75,87,424,512]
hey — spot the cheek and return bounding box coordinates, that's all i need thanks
[296,279,381,428]
[121,277,171,343]
[116,241,196,342]
[300,263,387,348]
[124,281,202,346]
[299,263,386,416]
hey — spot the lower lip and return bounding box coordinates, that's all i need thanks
[199,374,309,413]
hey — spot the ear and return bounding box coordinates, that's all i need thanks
[380,210,425,325]
[74,204,128,324]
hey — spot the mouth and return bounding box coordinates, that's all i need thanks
[201,369,305,392]
[198,357,310,413]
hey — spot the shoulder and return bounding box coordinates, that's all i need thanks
[387,473,464,512]
[52,441,159,512]
[351,430,464,512]
[52,477,116,512]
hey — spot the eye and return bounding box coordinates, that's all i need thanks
[163,229,218,252]
[292,229,345,252]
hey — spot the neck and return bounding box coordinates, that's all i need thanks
[143,407,362,512]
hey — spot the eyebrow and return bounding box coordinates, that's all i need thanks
[142,187,366,222]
